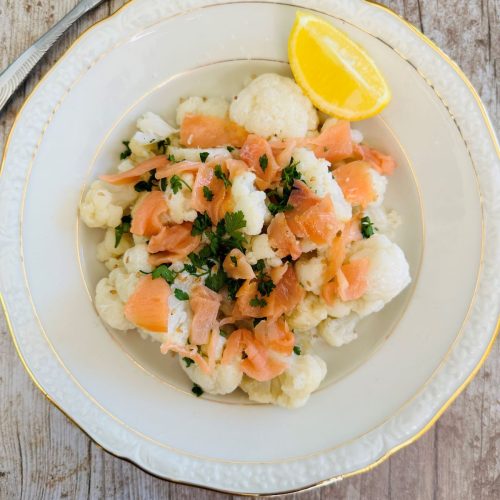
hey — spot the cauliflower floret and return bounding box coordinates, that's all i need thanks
[318,314,360,347]
[80,180,138,229]
[137,111,177,140]
[122,243,153,274]
[96,228,133,266]
[168,146,231,163]
[286,293,328,332]
[292,148,352,222]
[176,96,229,125]
[109,267,140,303]
[163,172,197,224]
[245,234,282,267]
[363,206,401,239]
[367,168,387,208]
[129,134,156,160]
[295,255,327,295]
[117,158,135,173]
[347,234,411,316]
[240,354,327,409]
[95,270,136,331]
[231,172,270,235]
[230,73,318,139]
[351,128,364,144]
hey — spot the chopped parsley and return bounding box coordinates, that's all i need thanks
[134,170,158,192]
[170,175,192,194]
[293,345,302,356]
[120,140,132,160]
[226,146,235,152]
[168,154,176,162]
[266,157,302,215]
[205,266,228,293]
[360,215,375,238]
[191,212,212,236]
[174,288,190,301]
[250,296,267,308]
[259,154,268,172]
[224,211,246,239]
[203,186,214,201]
[199,151,209,163]
[191,383,204,397]
[227,278,243,300]
[183,357,194,368]
[214,164,232,188]
[230,255,238,267]
[152,265,177,284]
[257,277,275,297]
[157,137,170,154]
[114,215,131,248]
[159,177,168,191]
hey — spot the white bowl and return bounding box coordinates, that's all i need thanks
[1,0,499,495]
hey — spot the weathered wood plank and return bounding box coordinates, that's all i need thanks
[0,1,498,499]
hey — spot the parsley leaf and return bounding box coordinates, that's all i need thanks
[259,154,268,172]
[157,137,170,154]
[168,154,176,162]
[214,164,232,188]
[252,259,265,273]
[199,151,209,163]
[152,265,177,284]
[360,215,375,238]
[174,288,189,301]
[183,357,194,368]
[192,383,204,397]
[205,266,228,293]
[134,180,152,192]
[203,186,214,201]
[120,140,132,160]
[226,146,235,152]
[170,175,192,194]
[224,211,246,236]
[191,212,212,236]
[114,215,131,247]
[227,278,243,300]
[160,177,168,191]
[250,296,267,308]
[266,157,302,215]
[257,277,275,297]
[230,255,238,266]
[293,345,302,355]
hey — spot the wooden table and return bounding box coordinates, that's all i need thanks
[0,1,498,498]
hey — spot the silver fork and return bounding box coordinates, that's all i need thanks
[0,0,107,112]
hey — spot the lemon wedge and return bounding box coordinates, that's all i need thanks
[288,11,391,120]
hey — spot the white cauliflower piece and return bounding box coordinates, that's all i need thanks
[80,180,138,229]
[96,228,132,265]
[286,293,328,332]
[245,234,282,267]
[240,354,327,409]
[95,270,136,331]
[176,96,229,125]
[137,111,177,140]
[168,146,230,162]
[363,206,401,239]
[348,234,411,317]
[324,298,352,319]
[104,257,123,272]
[230,73,318,139]
[164,172,197,224]
[367,168,387,208]
[295,255,326,295]
[133,234,148,245]
[318,314,360,347]
[109,267,140,303]
[122,243,153,274]
[293,148,352,222]
[117,158,135,173]
[231,172,270,235]
[351,128,364,143]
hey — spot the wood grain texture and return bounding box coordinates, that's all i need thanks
[0,1,498,498]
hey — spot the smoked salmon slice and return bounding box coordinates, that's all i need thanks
[240,134,281,189]
[130,191,168,237]
[307,120,353,163]
[322,258,370,304]
[180,114,248,148]
[124,275,170,332]
[155,160,201,180]
[147,222,200,257]
[286,181,341,245]
[100,155,168,185]
[160,342,210,374]
[223,249,255,280]
[254,318,294,356]
[189,284,222,345]
[334,161,377,208]
[267,212,302,260]
[353,144,396,176]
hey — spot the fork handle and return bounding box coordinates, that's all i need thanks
[0,0,105,112]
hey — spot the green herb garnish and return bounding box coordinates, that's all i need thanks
[157,137,170,154]
[250,296,267,308]
[134,180,151,192]
[192,383,204,397]
[170,175,192,194]
[230,255,238,266]
[114,215,131,247]
[214,164,232,188]
[259,154,268,172]
[160,177,168,191]
[191,212,212,236]
[203,186,214,201]
[183,357,194,368]
[293,345,302,356]
[168,154,176,162]
[174,288,190,301]
[226,146,235,152]
[152,265,177,284]
[120,140,132,160]
[205,266,228,293]
[266,157,302,215]
[360,215,375,238]
[199,151,209,163]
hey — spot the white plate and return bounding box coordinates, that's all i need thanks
[1,0,499,495]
